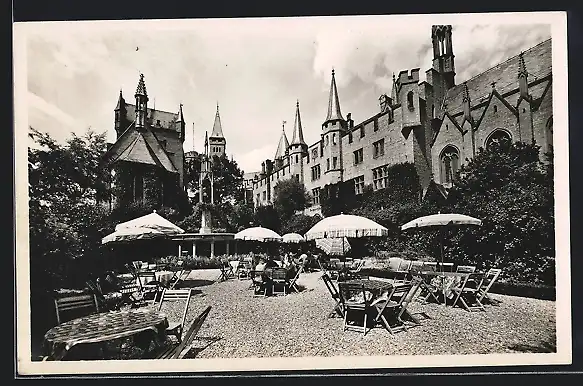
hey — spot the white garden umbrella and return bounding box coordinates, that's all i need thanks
[304,214,389,240]
[115,210,185,234]
[235,226,282,242]
[101,227,166,244]
[282,233,305,243]
[102,211,184,244]
[305,213,388,259]
[401,213,482,303]
[315,237,352,256]
[401,213,482,230]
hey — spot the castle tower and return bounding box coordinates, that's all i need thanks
[134,73,149,130]
[517,52,535,144]
[426,25,456,118]
[209,103,226,157]
[321,69,347,185]
[274,121,289,169]
[289,100,308,183]
[114,90,127,138]
[431,25,456,90]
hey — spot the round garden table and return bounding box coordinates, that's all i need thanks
[43,308,169,361]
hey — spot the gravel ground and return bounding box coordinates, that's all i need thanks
[137,269,556,358]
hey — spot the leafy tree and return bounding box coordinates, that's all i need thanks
[281,213,322,236]
[184,153,244,205]
[446,142,555,285]
[319,180,356,217]
[254,205,281,233]
[273,178,310,222]
[229,202,255,232]
[28,127,115,339]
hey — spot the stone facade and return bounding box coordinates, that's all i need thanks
[251,25,553,213]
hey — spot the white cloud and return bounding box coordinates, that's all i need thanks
[22,17,553,175]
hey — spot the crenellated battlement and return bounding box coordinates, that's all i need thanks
[396,68,420,90]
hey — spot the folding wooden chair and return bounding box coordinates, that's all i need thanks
[154,306,212,359]
[450,272,486,312]
[85,280,122,311]
[288,259,306,293]
[54,294,99,325]
[168,269,192,290]
[422,262,438,272]
[270,267,288,296]
[99,272,144,307]
[327,258,341,280]
[158,289,193,343]
[439,262,455,272]
[218,260,235,282]
[456,265,476,273]
[477,268,502,305]
[338,282,373,336]
[321,273,343,317]
[372,277,423,334]
[138,271,163,301]
[250,270,267,297]
[394,260,412,284]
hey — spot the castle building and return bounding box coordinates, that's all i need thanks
[102,73,186,208]
[251,25,553,214]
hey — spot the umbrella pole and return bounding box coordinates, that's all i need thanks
[440,228,446,305]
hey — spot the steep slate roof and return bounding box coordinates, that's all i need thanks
[325,69,344,122]
[290,100,307,146]
[442,39,552,116]
[210,104,225,138]
[124,105,180,131]
[103,121,178,173]
[274,128,290,160]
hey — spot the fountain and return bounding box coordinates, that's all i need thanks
[171,131,235,258]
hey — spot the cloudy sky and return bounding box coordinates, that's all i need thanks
[23,14,552,173]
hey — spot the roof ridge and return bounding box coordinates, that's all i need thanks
[125,103,179,116]
[455,38,551,86]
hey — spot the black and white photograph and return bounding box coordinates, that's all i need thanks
[14,11,570,375]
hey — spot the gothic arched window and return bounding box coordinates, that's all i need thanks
[407,91,414,111]
[485,129,512,152]
[440,145,460,185]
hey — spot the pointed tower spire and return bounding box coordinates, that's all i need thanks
[325,69,344,122]
[462,82,472,122]
[135,73,148,100]
[134,73,148,129]
[462,82,470,103]
[518,52,528,78]
[518,51,530,99]
[210,103,224,138]
[204,131,209,155]
[391,73,399,104]
[115,89,125,110]
[290,100,306,146]
[274,122,290,160]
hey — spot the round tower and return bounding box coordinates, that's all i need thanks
[289,100,308,183]
[321,69,347,185]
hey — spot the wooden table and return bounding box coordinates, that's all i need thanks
[418,271,472,305]
[341,278,394,293]
[43,308,168,361]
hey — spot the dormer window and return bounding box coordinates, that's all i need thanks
[156,119,161,126]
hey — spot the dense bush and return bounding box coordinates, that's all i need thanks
[446,143,555,285]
